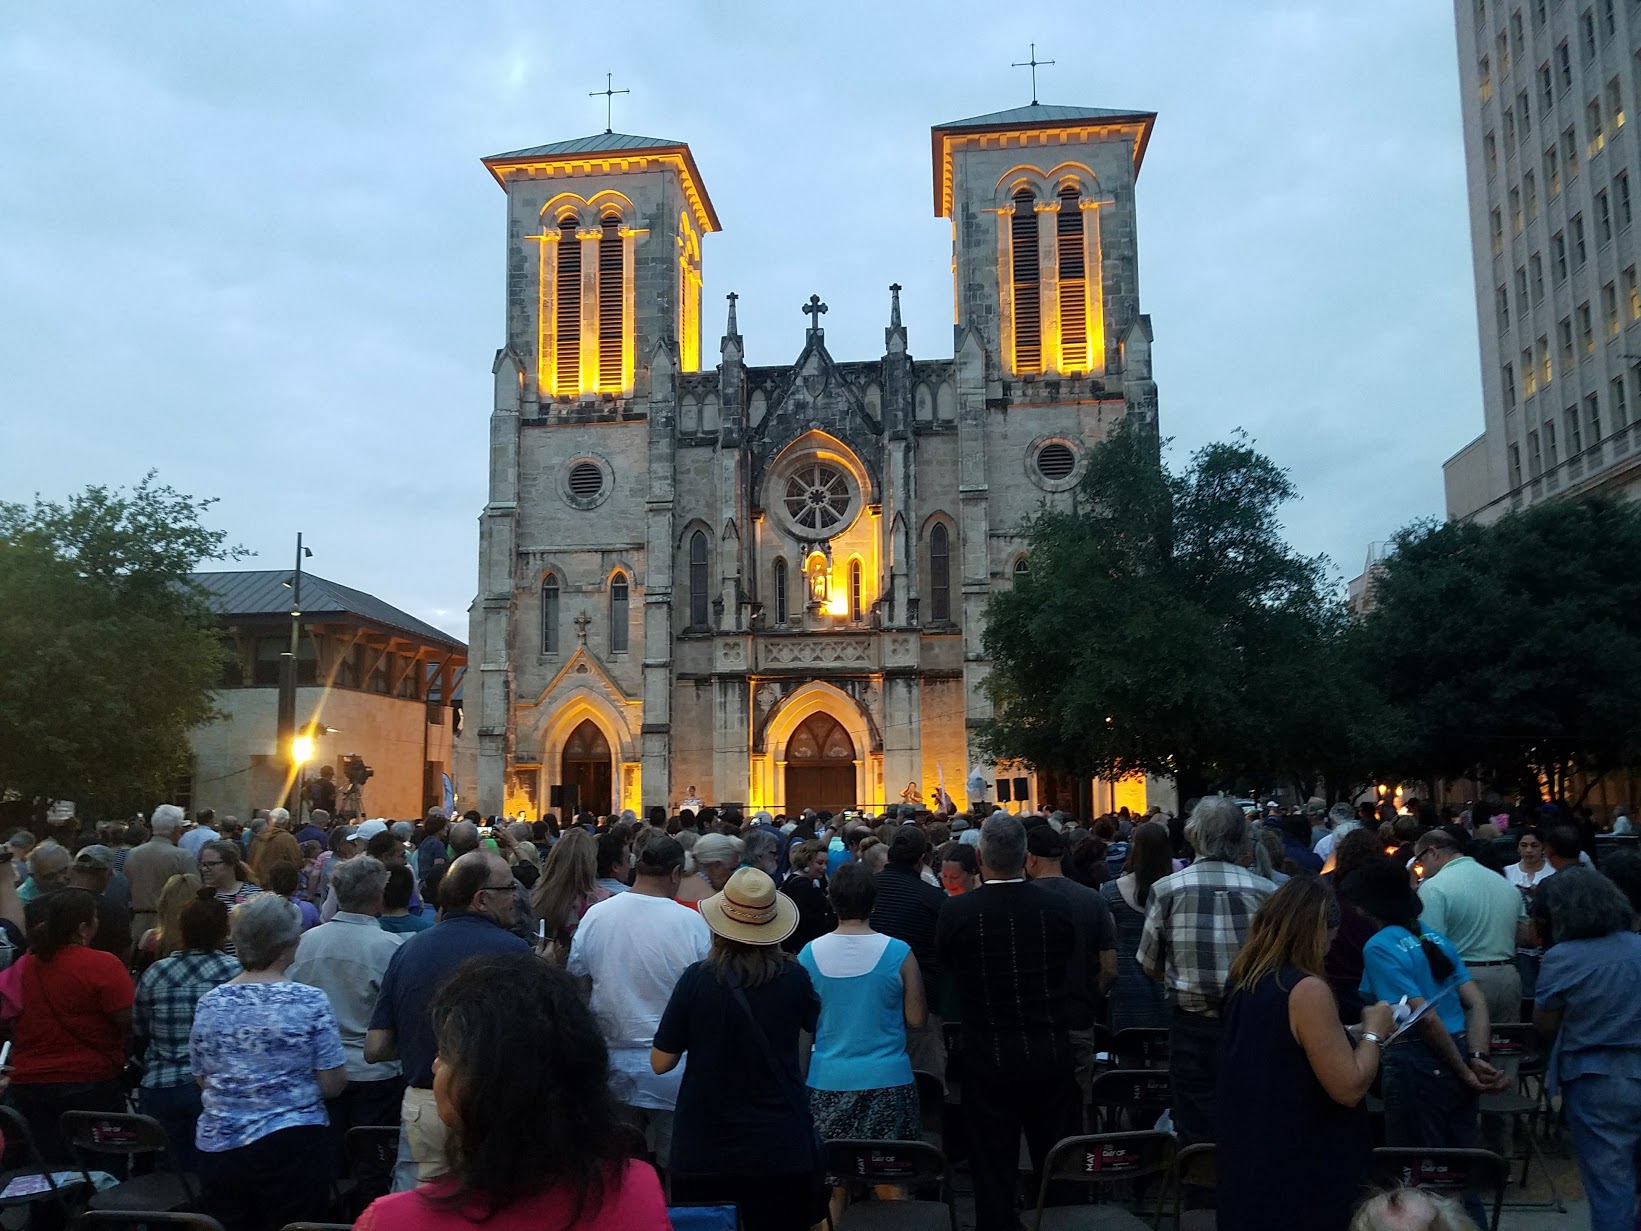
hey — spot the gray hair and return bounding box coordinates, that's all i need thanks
[1349,1187,1474,1231]
[151,804,184,835]
[449,821,480,854]
[506,821,534,845]
[1541,865,1636,943]
[269,808,291,829]
[743,828,781,866]
[1329,802,1356,823]
[330,855,388,914]
[1186,797,1251,862]
[27,841,68,877]
[978,815,1027,878]
[390,821,415,842]
[230,892,303,971]
[690,832,743,870]
[248,817,269,836]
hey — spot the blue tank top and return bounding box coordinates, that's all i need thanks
[798,933,914,1092]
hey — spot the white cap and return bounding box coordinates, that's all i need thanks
[354,819,389,841]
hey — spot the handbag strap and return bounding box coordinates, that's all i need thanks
[728,977,809,1118]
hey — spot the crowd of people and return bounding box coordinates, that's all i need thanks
[0,790,1635,1230]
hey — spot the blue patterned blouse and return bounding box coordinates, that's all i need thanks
[189,981,345,1153]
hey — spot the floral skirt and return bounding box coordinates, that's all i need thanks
[809,1082,920,1142]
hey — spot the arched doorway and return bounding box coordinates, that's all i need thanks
[560,719,612,817]
[783,713,856,814]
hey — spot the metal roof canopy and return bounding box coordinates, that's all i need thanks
[190,570,465,654]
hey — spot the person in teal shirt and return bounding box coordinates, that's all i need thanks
[377,866,432,935]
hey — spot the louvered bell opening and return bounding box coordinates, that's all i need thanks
[1037,442,1076,481]
[555,218,581,393]
[598,218,623,390]
[1058,188,1088,369]
[1012,190,1041,371]
[568,462,603,499]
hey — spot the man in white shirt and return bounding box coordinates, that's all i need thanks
[180,810,221,858]
[568,834,709,1167]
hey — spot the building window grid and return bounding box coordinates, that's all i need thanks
[1626,266,1640,319]
[1532,253,1545,302]
[1542,62,1555,112]
[1506,107,1518,151]
[1558,41,1573,91]
[848,559,862,623]
[772,557,788,625]
[1611,78,1627,130]
[1588,99,1606,159]
[1554,231,1569,280]
[1580,302,1596,353]
[1524,347,1539,396]
[1604,0,1616,37]
[1619,172,1633,228]
[1521,89,1534,138]
[609,572,629,653]
[1561,316,1576,367]
[1588,391,1603,443]
[1494,209,1507,256]
[1581,9,1597,61]
[1499,29,1512,76]
[1529,428,1543,475]
[1547,144,1562,196]
[1510,442,1524,486]
[688,531,709,628]
[1515,264,1529,309]
[1616,374,1631,427]
[1511,185,1524,232]
[1547,418,1559,465]
[1564,126,1580,177]
[1486,131,1500,177]
[1513,10,1526,58]
[1573,214,1588,264]
[1499,285,1513,332]
[1568,404,1584,454]
[929,524,952,624]
[1526,169,1539,219]
[1539,335,1553,383]
[1599,190,1614,243]
[541,575,561,655]
[1533,0,1545,28]
[1605,282,1621,337]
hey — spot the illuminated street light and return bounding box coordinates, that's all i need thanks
[291,734,315,765]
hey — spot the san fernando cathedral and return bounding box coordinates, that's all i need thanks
[460,97,1166,821]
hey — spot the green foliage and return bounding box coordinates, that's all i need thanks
[1353,496,1641,802]
[0,473,243,818]
[977,418,1361,792]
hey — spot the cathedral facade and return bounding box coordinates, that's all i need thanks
[464,102,1161,819]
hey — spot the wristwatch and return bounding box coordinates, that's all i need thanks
[1469,1050,1491,1061]
[1360,1031,1387,1049]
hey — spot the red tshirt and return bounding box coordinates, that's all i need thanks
[353,1160,669,1231]
[10,947,135,1084]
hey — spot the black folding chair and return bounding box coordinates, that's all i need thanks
[823,1139,956,1231]
[1369,1147,1509,1231]
[0,1104,92,1221]
[335,1124,399,1217]
[1476,1028,1566,1214]
[912,1069,944,1149]
[61,1110,199,1213]
[1111,1028,1168,1071]
[1029,1130,1177,1231]
[1165,1141,1217,1231]
[1087,1069,1171,1134]
[73,1214,224,1230]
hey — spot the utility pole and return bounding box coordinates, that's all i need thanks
[277,533,311,816]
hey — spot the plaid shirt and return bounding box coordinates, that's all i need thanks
[1137,859,1273,1016]
[132,949,242,1088]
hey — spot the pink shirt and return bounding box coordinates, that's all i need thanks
[353,1161,668,1231]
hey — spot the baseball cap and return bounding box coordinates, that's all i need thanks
[73,844,117,871]
[1025,825,1067,859]
[354,819,389,841]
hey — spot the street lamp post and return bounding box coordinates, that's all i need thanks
[277,533,313,817]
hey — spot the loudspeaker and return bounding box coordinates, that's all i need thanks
[996,780,1012,802]
[1012,777,1030,803]
[549,784,579,813]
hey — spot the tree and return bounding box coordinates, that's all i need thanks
[0,473,241,819]
[976,418,1361,798]
[1353,495,1641,804]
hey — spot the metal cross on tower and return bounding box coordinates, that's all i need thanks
[1011,43,1055,106]
[589,73,630,133]
[802,294,828,332]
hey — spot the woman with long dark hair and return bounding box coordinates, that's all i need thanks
[1342,858,1508,1229]
[355,953,667,1230]
[4,888,133,1162]
[532,828,610,957]
[1216,878,1393,1230]
[1099,823,1173,1030]
[652,867,824,1231]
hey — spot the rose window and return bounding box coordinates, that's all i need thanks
[783,464,852,533]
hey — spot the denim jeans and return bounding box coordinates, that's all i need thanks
[1168,1007,1222,1147]
[1561,1072,1641,1231]
[1381,1035,1487,1229]
[139,1081,204,1171]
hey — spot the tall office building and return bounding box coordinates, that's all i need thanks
[1445,0,1641,520]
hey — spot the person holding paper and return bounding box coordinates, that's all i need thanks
[1343,858,1508,1230]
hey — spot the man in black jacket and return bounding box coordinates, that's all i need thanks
[871,826,947,1079]
[937,814,1077,1231]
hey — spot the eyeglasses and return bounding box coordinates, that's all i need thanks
[198,861,224,871]
[479,883,515,893]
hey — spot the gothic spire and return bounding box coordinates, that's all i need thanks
[885,282,907,354]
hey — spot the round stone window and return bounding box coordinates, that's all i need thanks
[1027,437,1083,492]
[1036,442,1076,481]
[782,463,853,534]
[559,455,613,510]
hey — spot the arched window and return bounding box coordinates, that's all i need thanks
[597,214,624,391]
[929,524,951,623]
[1057,186,1088,371]
[688,531,709,628]
[849,558,863,622]
[773,557,789,625]
[554,216,580,395]
[1014,556,1030,579]
[542,574,561,654]
[609,572,629,653]
[1011,188,1041,373]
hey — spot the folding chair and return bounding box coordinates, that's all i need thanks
[1111,1028,1168,1071]
[334,1124,399,1217]
[1029,1130,1177,1231]
[1165,1142,1217,1231]
[61,1110,199,1213]
[912,1069,944,1149]
[0,1104,92,1221]
[666,1206,741,1231]
[72,1215,224,1230]
[1475,1030,1565,1214]
[1369,1147,1509,1231]
[823,1139,956,1231]
[1087,1070,1171,1135]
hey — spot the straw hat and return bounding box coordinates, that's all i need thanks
[699,867,798,946]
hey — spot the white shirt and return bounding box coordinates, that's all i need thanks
[806,931,893,978]
[179,826,220,858]
[1504,861,1554,890]
[568,891,711,1110]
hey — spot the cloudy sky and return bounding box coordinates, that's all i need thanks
[0,1,1476,639]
